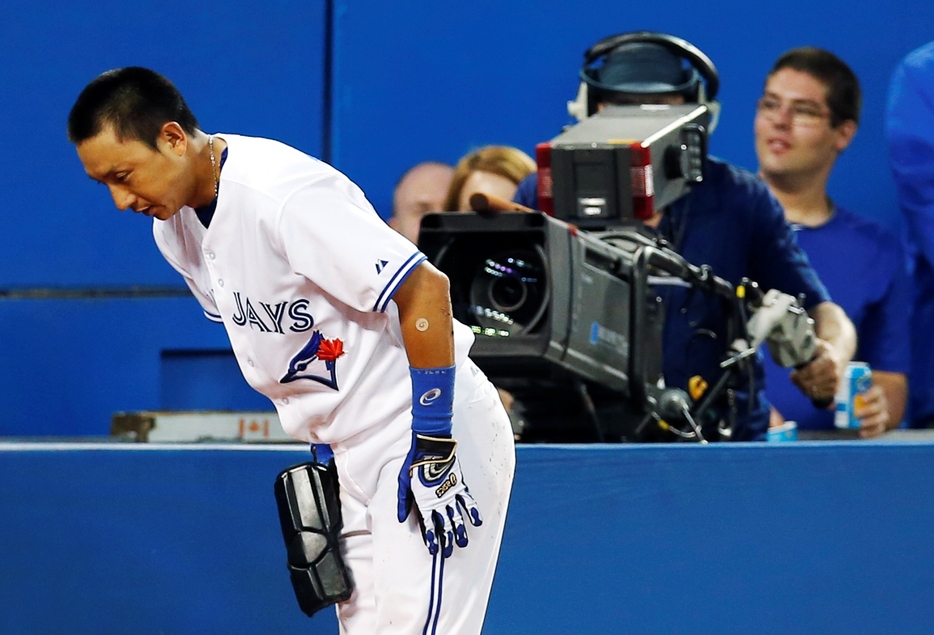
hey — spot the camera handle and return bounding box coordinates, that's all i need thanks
[630,246,755,442]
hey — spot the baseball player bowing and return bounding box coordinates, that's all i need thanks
[68,67,515,634]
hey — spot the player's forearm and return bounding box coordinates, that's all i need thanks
[392,262,455,369]
[874,370,908,429]
[810,301,856,365]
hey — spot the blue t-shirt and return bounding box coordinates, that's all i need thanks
[886,39,934,424]
[515,158,829,440]
[514,173,538,211]
[763,207,911,429]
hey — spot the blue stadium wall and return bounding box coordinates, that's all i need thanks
[1,441,932,633]
[0,1,931,433]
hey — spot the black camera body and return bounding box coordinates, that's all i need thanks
[419,211,667,440]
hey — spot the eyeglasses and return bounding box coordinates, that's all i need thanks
[756,96,832,127]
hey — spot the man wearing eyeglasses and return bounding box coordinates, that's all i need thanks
[755,47,910,436]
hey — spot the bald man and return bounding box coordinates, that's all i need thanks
[389,161,455,244]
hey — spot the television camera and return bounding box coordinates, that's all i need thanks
[418,106,817,443]
[420,209,816,442]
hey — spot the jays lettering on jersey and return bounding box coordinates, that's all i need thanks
[153,134,475,444]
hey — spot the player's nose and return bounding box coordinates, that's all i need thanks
[108,184,137,211]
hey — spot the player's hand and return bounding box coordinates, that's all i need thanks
[791,339,842,405]
[397,433,482,558]
[855,385,890,439]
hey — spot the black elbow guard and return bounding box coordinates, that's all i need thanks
[274,460,353,617]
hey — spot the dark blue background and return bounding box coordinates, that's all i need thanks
[1,1,932,435]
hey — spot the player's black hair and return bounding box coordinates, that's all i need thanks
[67,67,199,149]
[766,47,861,127]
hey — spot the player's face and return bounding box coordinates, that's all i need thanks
[754,68,855,182]
[77,123,194,221]
[457,170,519,212]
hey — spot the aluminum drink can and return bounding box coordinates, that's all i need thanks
[834,362,872,429]
[767,421,798,442]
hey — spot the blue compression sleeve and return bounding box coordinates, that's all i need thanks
[409,366,455,436]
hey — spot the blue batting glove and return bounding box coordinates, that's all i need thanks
[397,366,482,557]
[397,433,482,557]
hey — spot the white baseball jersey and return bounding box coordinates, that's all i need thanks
[153,134,475,445]
[153,134,515,634]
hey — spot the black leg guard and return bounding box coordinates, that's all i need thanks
[274,460,353,617]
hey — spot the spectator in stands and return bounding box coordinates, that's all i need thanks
[756,47,910,437]
[436,145,535,436]
[886,40,934,428]
[388,161,454,244]
[514,32,856,441]
[444,145,536,212]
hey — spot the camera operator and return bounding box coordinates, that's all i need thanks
[514,32,856,441]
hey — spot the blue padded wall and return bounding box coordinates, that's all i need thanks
[161,349,273,411]
[0,296,234,437]
[489,442,934,633]
[330,0,934,235]
[0,1,326,287]
[1,442,932,633]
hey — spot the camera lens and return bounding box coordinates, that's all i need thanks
[468,247,549,336]
[489,273,528,312]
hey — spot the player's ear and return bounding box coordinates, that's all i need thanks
[160,122,189,157]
